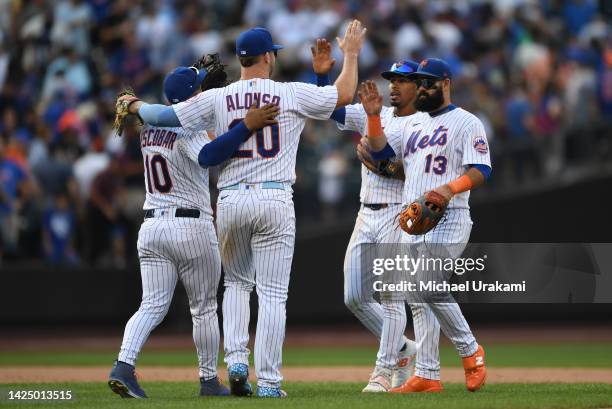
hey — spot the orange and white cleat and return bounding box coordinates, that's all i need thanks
[462,344,487,392]
[389,375,443,393]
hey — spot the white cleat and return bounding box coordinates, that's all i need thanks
[362,367,392,393]
[392,344,417,388]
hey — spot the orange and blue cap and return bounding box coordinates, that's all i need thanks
[409,58,452,80]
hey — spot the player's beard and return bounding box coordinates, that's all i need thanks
[415,86,444,112]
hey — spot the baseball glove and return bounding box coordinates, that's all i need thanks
[357,137,405,180]
[193,53,229,91]
[113,87,142,136]
[398,191,448,235]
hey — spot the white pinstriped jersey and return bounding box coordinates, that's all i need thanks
[387,106,491,209]
[173,79,338,188]
[140,124,212,216]
[338,104,428,204]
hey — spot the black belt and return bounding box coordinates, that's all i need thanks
[144,209,200,219]
[363,203,393,211]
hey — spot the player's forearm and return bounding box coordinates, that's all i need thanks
[315,74,346,124]
[333,53,358,108]
[465,166,487,189]
[365,113,388,152]
[198,121,251,168]
[436,166,489,201]
[137,103,181,127]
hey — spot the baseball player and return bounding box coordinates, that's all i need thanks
[116,22,367,397]
[362,58,491,393]
[108,64,279,399]
[311,44,423,392]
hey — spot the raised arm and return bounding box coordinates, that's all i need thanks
[359,80,392,152]
[311,38,346,124]
[334,20,367,108]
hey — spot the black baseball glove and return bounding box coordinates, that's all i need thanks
[193,53,229,91]
[356,137,405,180]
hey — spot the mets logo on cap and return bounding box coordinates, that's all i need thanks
[472,136,488,154]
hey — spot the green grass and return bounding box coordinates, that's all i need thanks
[1,343,611,368]
[1,382,612,409]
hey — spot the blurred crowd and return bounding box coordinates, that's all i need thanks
[0,0,610,265]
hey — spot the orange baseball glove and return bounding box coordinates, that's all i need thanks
[399,191,448,235]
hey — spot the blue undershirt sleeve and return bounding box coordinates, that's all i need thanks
[371,143,396,161]
[469,164,492,180]
[198,121,251,168]
[138,103,181,127]
[316,74,346,124]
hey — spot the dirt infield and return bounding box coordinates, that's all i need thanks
[2,324,611,351]
[2,366,612,384]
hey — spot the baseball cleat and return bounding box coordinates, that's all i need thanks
[362,366,392,392]
[389,375,443,393]
[256,386,287,398]
[199,376,230,396]
[227,363,253,397]
[108,360,147,399]
[392,344,417,388]
[463,344,487,391]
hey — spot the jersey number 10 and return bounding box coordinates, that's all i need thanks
[228,118,280,158]
[145,154,173,193]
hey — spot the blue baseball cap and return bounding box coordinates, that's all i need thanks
[163,66,207,104]
[381,60,419,80]
[235,27,283,57]
[409,58,452,80]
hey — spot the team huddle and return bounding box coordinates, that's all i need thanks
[107,19,490,399]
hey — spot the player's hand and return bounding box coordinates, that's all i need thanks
[356,137,380,173]
[117,93,142,114]
[358,80,383,115]
[433,184,454,203]
[244,103,280,131]
[337,19,366,57]
[311,38,336,75]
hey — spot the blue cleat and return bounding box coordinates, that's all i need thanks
[227,363,253,397]
[200,376,230,396]
[108,360,147,399]
[256,386,287,398]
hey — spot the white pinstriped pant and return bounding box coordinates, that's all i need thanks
[344,204,413,369]
[118,214,222,379]
[402,208,479,380]
[217,186,295,389]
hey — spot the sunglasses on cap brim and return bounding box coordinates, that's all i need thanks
[389,61,415,75]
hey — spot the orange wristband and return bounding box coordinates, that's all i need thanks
[447,175,473,194]
[367,115,383,138]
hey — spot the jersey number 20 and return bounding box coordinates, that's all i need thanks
[145,154,173,193]
[228,118,280,158]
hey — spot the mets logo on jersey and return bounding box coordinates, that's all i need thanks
[472,136,488,154]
